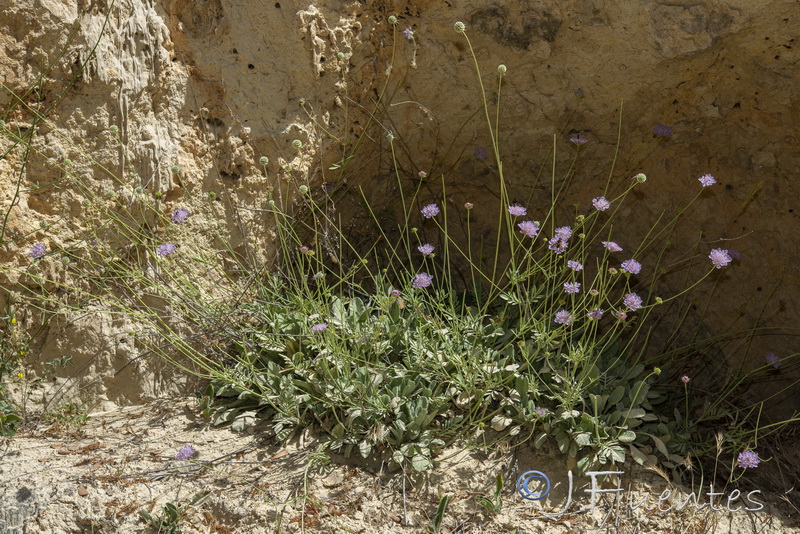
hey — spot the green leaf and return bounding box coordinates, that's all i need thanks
[358,440,372,458]
[629,444,649,465]
[411,453,433,472]
[618,430,636,443]
[608,385,625,406]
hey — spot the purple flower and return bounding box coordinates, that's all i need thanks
[157,242,177,256]
[548,237,568,254]
[412,272,433,289]
[623,292,643,311]
[592,196,610,211]
[474,146,487,161]
[299,246,311,254]
[554,310,573,325]
[680,375,691,384]
[567,260,583,271]
[570,136,588,145]
[587,308,604,320]
[765,352,781,369]
[175,445,197,460]
[563,282,581,294]
[534,406,549,417]
[311,322,328,334]
[555,226,572,240]
[29,243,47,258]
[507,204,527,217]
[171,208,190,223]
[575,88,584,98]
[418,243,435,255]
[390,289,402,297]
[621,259,642,275]
[464,202,474,210]
[615,311,628,320]
[698,174,716,187]
[421,203,440,219]
[517,220,540,238]
[737,451,760,469]
[709,248,732,269]
[652,124,673,138]
[602,241,623,252]
[401,27,414,40]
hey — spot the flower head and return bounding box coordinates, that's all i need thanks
[299,246,311,254]
[412,272,433,289]
[623,292,643,311]
[507,204,527,217]
[157,242,177,256]
[464,202,474,210]
[698,174,716,187]
[709,248,732,269]
[621,259,642,275]
[602,241,623,252]
[474,146,488,161]
[418,243,435,256]
[570,136,588,145]
[765,352,781,369]
[652,124,673,138]
[592,196,611,211]
[534,406,549,417]
[29,243,46,258]
[554,310,573,325]
[555,226,572,240]
[587,308,604,320]
[680,375,691,384]
[401,27,414,40]
[563,282,581,294]
[390,289,402,297]
[420,203,440,219]
[567,260,583,271]
[171,208,190,223]
[517,220,540,238]
[311,323,328,334]
[737,451,760,469]
[175,445,197,460]
[615,311,628,320]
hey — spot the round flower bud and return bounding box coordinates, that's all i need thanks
[498,64,507,75]
[635,173,647,183]
[292,139,303,150]
[337,52,345,60]
[454,21,466,33]
[171,165,181,174]
[386,131,395,142]
[259,156,269,166]
[109,125,118,133]
[388,15,398,26]
[268,199,276,208]
[299,185,309,194]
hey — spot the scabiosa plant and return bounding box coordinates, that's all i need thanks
[680,375,691,383]
[709,248,732,269]
[517,220,540,238]
[507,204,527,217]
[401,27,414,40]
[567,260,583,271]
[587,308,604,320]
[554,310,573,325]
[418,243,435,255]
[623,292,643,311]
[171,208,190,223]
[390,289,402,297]
[698,174,716,187]
[621,259,642,275]
[570,135,588,145]
[563,282,581,294]
[548,226,572,254]
[420,203,440,219]
[157,243,177,257]
[29,243,46,258]
[474,146,488,161]
[765,352,781,369]
[737,450,760,469]
[175,445,197,460]
[311,323,328,334]
[652,124,673,138]
[412,272,433,289]
[592,196,610,211]
[602,241,623,252]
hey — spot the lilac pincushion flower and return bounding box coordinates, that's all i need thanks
[175,445,197,461]
[623,292,643,311]
[401,27,414,40]
[652,124,673,138]
[548,226,572,255]
[621,259,642,275]
[602,241,623,252]
[517,221,540,238]
[680,375,691,384]
[709,248,732,269]
[698,174,716,187]
[412,272,433,289]
[474,146,487,161]
[555,226,572,240]
[29,243,47,258]
[570,135,588,145]
[534,406,549,417]
[563,282,581,294]
[587,308,604,320]
[592,196,610,211]
[567,260,583,271]
[171,208,190,223]
[737,451,760,469]
[390,289,402,297]
[157,242,177,256]
[554,310,573,325]
[508,204,527,217]
[311,322,328,334]
[418,243,435,256]
[765,352,781,369]
[420,203,440,219]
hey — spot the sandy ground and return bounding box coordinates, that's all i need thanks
[1,398,798,533]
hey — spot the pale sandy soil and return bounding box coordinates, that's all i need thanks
[1,398,798,533]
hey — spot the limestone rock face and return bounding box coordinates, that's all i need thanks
[1,0,797,411]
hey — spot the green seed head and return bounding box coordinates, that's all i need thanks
[259,156,269,166]
[337,52,345,60]
[292,139,303,150]
[109,125,118,133]
[498,64,507,75]
[635,173,647,183]
[208,192,216,200]
[388,15,398,26]
[299,185,309,194]
[454,21,466,34]
[61,257,70,264]
[171,165,181,174]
